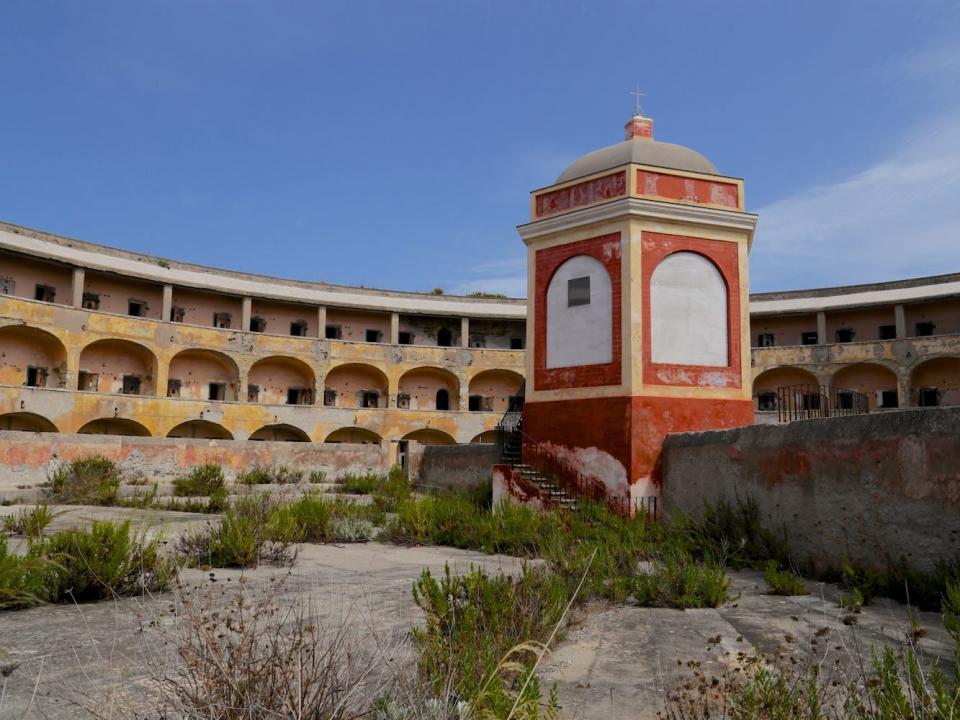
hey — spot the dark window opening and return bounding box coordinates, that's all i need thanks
[25,366,47,387]
[919,387,940,407]
[167,378,182,397]
[437,327,452,347]
[209,382,226,401]
[878,325,897,340]
[325,325,342,340]
[568,276,591,307]
[249,316,267,333]
[78,371,99,392]
[757,392,777,411]
[323,388,337,407]
[360,390,379,408]
[835,328,856,343]
[122,375,142,395]
[287,387,312,405]
[757,333,775,348]
[128,300,146,317]
[468,395,482,412]
[290,320,308,337]
[801,331,818,345]
[879,389,898,409]
[397,393,410,409]
[802,393,822,411]
[916,321,935,337]
[213,312,232,329]
[247,385,260,402]
[0,277,14,295]
[365,329,383,343]
[170,306,185,323]
[398,331,412,345]
[435,389,450,411]
[510,337,524,350]
[34,284,56,303]
[81,292,100,310]
[836,391,854,410]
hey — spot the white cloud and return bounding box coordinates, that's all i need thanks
[750,107,960,292]
[449,257,527,297]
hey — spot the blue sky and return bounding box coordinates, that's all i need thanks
[1,1,958,296]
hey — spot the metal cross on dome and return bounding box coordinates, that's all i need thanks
[629,85,645,116]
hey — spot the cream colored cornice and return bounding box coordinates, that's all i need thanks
[517,197,758,248]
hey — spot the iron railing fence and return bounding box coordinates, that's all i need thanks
[775,384,869,423]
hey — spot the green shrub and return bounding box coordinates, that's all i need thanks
[172,464,225,496]
[0,534,52,609]
[285,494,333,542]
[308,469,327,484]
[696,496,790,569]
[237,464,302,485]
[340,472,380,495]
[45,456,122,505]
[39,520,174,602]
[763,560,807,596]
[329,517,377,543]
[2,503,54,538]
[237,465,272,485]
[371,466,412,512]
[632,552,732,609]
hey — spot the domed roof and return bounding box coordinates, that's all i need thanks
[556,137,718,184]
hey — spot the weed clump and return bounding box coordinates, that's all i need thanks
[2,503,53,538]
[237,464,303,485]
[45,456,122,505]
[764,560,808,596]
[172,464,225,496]
[632,552,733,609]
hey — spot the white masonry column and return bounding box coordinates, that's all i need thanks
[895,304,906,339]
[161,284,173,322]
[816,311,827,345]
[317,305,327,339]
[460,317,470,348]
[71,267,85,308]
[241,297,252,332]
[390,312,400,344]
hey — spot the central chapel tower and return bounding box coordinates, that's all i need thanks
[516,112,759,509]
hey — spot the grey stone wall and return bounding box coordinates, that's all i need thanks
[662,407,960,573]
[418,443,498,491]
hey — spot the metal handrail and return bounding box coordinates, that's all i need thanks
[774,384,869,422]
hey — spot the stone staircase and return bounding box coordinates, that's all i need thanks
[499,420,578,511]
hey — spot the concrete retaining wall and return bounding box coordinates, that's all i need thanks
[662,407,960,573]
[418,443,498,491]
[0,430,388,494]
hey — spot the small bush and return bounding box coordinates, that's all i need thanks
[340,472,380,495]
[329,517,377,543]
[172,464,225,496]
[237,465,272,485]
[2,503,53,538]
[372,466,411,512]
[0,534,52,609]
[308,469,328,484]
[45,456,122,505]
[237,464,303,485]
[764,561,807,596]
[632,553,733,609]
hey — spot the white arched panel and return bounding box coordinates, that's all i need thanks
[650,252,728,367]
[546,255,613,369]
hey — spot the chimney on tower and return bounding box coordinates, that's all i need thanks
[624,115,653,141]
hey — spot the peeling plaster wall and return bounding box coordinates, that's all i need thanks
[171,287,243,328]
[825,306,896,344]
[252,299,316,338]
[1,254,73,305]
[397,369,458,411]
[399,315,460,347]
[0,430,387,491]
[751,313,819,347]
[324,365,388,408]
[326,308,391,342]
[78,341,156,395]
[248,358,315,405]
[905,299,960,337]
[0,328,67,387]
[418,444,498,491]
[168,351,239,401]
[467,371,523,413]
[468,319,525,349]
[662,407,960,573]
[84,271,164,319]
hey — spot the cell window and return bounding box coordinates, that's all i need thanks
[878,325,897,340]
[0,277,14,295]
[323,388,337,407]
[213,312,232,329]
[128,300,146,317]
[757,333,775,348]
[397,393,411,409]
[34,284,56,303]
[122,375,142,395]
[836,391,855,410]
[360,390,380,408]
[567,276,591,307]
[800,332,819,345]
[287,387,312,405]
[437,327,453,347]
[918,387,940,407]
[435,389,450,411]
[468,394,483,412]
[756,392,777,412]
[325,325,342,340]
[170,305,186,323]
[398,331,412,345]
[208,382,226,401]
[510,337,524,350]
[249,316,267,333]
[801,393,821,411]
[834,328,855,343]
[78,371,99,392]
[365,329,383,343]
[81,292,100,310]
[247,384,260,403]
[167,378,182,397]
[915,322,935,337]
[25,366,47,387]
[290,320,308,337]
[879,390,898,409]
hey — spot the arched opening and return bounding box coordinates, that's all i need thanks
[752,367,818,412]
[323,363,389,409]
[397,367,459,411]
[0,325,68,388]
[832,363,899,410]
[248,423,310,442]
[167,419,233,439]
[77,417,151,436]
[650,252,728,367]
[470,430,498,444]
[0,412,58,432]
[78,339,158,395]
[437,327,453,347]
[911,357,960,407]
[467,369,524,413]
[324,427,383,444]
[168,349,240,401]
[401,428,456,446]
[546,255,612,369]
[248,356,316,406]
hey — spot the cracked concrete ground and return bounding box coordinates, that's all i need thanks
[0,506,953,719]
